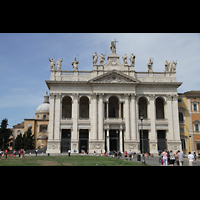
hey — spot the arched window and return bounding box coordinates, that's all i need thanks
[79,96,89,118]
[138,97,148,119]
[179,112,184,123]
[109,96,119,118]
[62,96,72,118]
[156,97,165,119]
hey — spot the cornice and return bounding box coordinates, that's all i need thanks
[45,80,182,90]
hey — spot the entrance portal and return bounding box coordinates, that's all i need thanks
[157,130,167,151]
[79,129,89,153]
[61,129,71,153]
[109,130,119,151]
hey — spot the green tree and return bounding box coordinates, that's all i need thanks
[23,127,34,150]
[14,133,23,150]
[14,127,34,151]
[0,119,12,150]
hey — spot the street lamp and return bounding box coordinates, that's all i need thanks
[140,113,145,164]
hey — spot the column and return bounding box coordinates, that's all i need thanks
[106,129,110,152]
[72,94,78,141]
[166,95,174,141]
[119,102,121,118]
[172,95,181,141]
[91,93,97,140]
[149,94,156,142]
[48,93,55,142]
[124,94,130,140]
[130,94,137,140]
[119,128,123,152]
[98,94,104,140]
[54,93,61,141]
[106,101,109,118]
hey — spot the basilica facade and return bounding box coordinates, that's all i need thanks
[46,41,182,155]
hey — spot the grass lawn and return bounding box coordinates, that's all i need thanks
[0,155,149,166]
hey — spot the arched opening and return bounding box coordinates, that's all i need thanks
[156,97,165,119]
[179,112,184,123]
[79,96,89,118]
[138,97,148,119]
[109,96,119,118]
[62,96,72,118]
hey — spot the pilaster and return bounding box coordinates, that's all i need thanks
[166,95,174,141]
[72,94,79,141]
[54,93,61,142]
[98,93,104,141]
[130,94,137,141]
[124,94,130,141]
[172,95,181,142]
[149,94,156,142]
[91,93,98,140]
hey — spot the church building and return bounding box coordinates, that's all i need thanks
[46,41,182,155]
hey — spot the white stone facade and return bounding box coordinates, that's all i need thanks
[46,42,182,155]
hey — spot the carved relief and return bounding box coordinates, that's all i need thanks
[73,94,79,100]
[149,94,155,101]
[48,142,59,149]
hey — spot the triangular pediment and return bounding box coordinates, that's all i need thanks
[88,70,140,84]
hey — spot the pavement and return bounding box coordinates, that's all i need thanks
[119,155,200,166]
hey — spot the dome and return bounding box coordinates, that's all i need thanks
[36,103,49,113]
[35,92,50,114]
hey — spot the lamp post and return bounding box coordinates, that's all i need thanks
[140,113,145,164]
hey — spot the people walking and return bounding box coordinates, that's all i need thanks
[193,152,196,164]
[128,150,132,161]
[13,150,16,158]
[35,149,38,157]
[68,149,71,157]
[162,150,168,165]
[176,150,184,166]
[5,150,8,158]
[188,152,194,166]
[20,149,23,158]
[169,150,175,166]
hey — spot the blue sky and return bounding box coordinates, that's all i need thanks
[0,33,200,128]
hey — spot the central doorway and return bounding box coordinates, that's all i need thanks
[79,129,89,153]
[109,129,119,151]
[61,129,71,153]
[157,130,167,151]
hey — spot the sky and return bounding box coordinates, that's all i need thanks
[0,33,200,128]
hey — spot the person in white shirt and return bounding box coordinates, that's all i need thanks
[188,152,194,166]
[68,149,71,157]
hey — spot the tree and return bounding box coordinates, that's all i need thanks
[0,119,12,150]
[14,133,23,151]
[23,127,34,150]
[14,127,34,150]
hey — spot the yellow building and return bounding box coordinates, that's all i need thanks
[178,93,190,154]
[12,93,49,150]
[178,91,200,154]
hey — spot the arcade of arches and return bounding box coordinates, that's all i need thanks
[60,95,169,153]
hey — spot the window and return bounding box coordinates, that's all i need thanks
[195,124,199,132]
[180,127,184,132]
[181,139,186,150]
[178,99,182,103]
[17,130,21,133]
[196,143,200,151]
[179,112,184,123]
[192,101,199,112]
[43,115,46,119]
[194,104,197,111]
[40,125,47,132]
